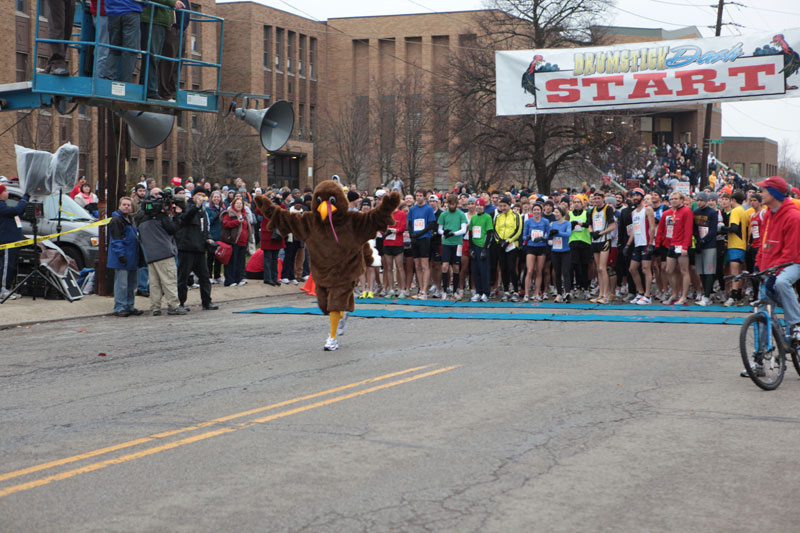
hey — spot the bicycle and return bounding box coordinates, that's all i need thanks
[726,262,800,390]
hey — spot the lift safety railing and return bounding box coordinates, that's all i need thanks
[31,0,224,114]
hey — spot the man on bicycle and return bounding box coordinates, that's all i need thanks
[755,176,800,342]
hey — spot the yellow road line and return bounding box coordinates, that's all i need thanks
[0,365,432,484]
[0,365,458,499]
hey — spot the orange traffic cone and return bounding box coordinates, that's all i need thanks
[300,274,316,296]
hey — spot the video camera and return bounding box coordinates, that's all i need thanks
[143,189,175,218]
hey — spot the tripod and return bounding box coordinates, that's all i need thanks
[1,206,64,304]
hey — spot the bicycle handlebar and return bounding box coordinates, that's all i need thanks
[724,262,795,282]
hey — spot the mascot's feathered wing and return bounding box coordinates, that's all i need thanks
[254,181,401,351]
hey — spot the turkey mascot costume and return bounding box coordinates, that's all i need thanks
[254,181,401,351]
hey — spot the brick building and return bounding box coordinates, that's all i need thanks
[0,2,782,191]
[716,137,779,179]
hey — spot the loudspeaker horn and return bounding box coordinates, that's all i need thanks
[234,100,294,152]
[117,110,175,149]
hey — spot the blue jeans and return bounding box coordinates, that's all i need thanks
[137,265,149,292]
[113,268,137,312]
[263,249,279,283]
[94,15,110,78]
[775,264,800,326]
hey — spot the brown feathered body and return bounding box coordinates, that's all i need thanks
[254,181,401,314]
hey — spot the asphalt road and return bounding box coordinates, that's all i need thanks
[2,294,800,532]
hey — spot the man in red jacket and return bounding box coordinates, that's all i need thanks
[664,192,694,305]
[755,176,800,341]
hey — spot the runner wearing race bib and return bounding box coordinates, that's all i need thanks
[625,188,656,305]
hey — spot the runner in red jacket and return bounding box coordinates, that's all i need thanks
[664,192,693,305]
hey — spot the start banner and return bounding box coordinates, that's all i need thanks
[496,29,800,116]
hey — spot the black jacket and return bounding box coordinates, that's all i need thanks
[175,202,210,252]
[137,210,178,264]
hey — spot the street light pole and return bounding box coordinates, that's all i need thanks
[700,0,726,190]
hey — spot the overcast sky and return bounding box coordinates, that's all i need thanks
[221,0,800,162]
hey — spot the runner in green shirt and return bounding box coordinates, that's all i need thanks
[467,198,494,302]
[437,194,469,299]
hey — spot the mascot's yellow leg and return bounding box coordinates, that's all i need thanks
[329,311,343,339]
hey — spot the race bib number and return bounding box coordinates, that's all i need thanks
[633,223,642,234]
[699,226,709,239]
[15,216,22,228]
[413,218,425,232]
[456,244,462,257]
[626,224,633,236]
[752,224,759,239]
[593,217,604,231]
[553,237,563,249]
[403,232,411,243]
[675,246,683,254]
[531,229,543,239]
[666,223,674,239]
[505,242,516,252]
[472,226,482,240]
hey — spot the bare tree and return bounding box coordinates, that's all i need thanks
[395,72,432,192]
[319,98,372,189]
[447,1,614,193]
[189,110,262,183]
[779,138,800,184]
[371,81,399,185]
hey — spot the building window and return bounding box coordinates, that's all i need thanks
[191,113,198,131]
[298,35,306,78]
[748,163,761,178]
[190,3,201,55]
[263,25,272,69]
[177,112,184,129]
[732,162,744,175]
[309,105,315,139]
[16,53,28,82]
[162,160,170,181]
[309,37,316,80]
[16,0,27,13]
[298,103,304,138]
[287,31,295,75]
[275,28,283,72]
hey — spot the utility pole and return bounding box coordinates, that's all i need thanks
[700,0,726,190]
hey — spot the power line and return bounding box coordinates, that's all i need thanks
[726,104,800,133]
[611,4,699,28]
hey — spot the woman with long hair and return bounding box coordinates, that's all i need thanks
[220,197,252,286]
[205,190,224,284]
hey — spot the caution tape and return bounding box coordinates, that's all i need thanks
[0,217,111,251]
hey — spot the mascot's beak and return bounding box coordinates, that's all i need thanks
[317,201,337,222]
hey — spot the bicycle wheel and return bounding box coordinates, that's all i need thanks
[739,313,785,390]
[790,343,800,377]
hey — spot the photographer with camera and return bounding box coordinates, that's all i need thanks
[176,189,218,311]
[0,185,29,300]
[136,187,184,316]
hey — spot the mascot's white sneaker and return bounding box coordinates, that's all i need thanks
[337,312,349,336]
[324,336,339,351]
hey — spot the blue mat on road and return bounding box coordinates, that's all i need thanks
[354,297,758,313]
[240,306,742,325]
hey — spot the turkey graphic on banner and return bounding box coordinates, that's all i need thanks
[495,29,800,116]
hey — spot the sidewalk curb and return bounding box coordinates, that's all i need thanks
[0,289,312,331]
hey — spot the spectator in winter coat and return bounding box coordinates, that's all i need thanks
[220,197,252,286]
[255,204,285,286]
[175,189,218,310]
[108,196,142,316]
[205,190,224,283]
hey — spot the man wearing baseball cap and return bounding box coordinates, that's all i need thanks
[755,176,800,342]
